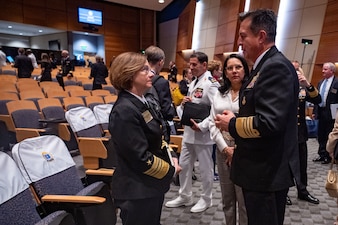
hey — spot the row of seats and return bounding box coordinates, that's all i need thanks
[0,135,116,225]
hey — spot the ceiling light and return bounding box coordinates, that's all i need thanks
[8,25,12,29]
[159,0,164,3]
[19,33,23,35]
[39,30,43,33]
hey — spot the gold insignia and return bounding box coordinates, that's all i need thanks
[142,110,153,123]
[246,73,260,89]
[308,88,318,98]
[146,159,152,166]
[236,116,260,138]
[193,88,203,98]
[242,96,246,105]
[332,88,337,94]
[144,156,169,179]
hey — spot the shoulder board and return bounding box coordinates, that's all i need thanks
[208,76,217,83]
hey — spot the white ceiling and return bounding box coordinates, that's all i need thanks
[104,0,173,11]
[0,0,173,37]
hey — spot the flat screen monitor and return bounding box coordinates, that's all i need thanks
[78,7,103,26]
[6,56,14,63]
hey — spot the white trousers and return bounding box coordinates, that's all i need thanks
[178,142,213,203]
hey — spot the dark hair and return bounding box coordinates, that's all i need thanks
[239,9,277,43]
[190,52,208,64]
[219,54,250,94]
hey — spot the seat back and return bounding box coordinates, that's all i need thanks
[85,96,105,110]
[93,104,113,131]
[103,95,117,104]
[11,135,116,225]
[6,100,41,129]
[65,106,102,137]
[63,97,85,111]
[0,151,75,225]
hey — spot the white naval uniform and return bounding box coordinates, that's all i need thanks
[179,71,220,204]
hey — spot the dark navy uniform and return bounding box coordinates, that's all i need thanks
[228,46,299,225]
[109,90,176,225]
[296,86,321,194]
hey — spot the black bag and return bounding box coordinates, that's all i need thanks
[181,102,210,126]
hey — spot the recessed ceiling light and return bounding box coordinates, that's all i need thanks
[39,30,43,33]
[159,0,164,3]
[19,33,23,35]
[8,25,12,29]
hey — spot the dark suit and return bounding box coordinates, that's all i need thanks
[228,46,299,225]
[109,91,175,225]
[315,76,338,158]
[14,54,34,78]
[296,86,321,194]
[90,62,108,90]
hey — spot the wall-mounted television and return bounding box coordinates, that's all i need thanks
[78,7,103,26]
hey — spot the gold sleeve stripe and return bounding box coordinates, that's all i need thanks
[308,88,319,98]
[236,116,260,138]
[144,156,170,179]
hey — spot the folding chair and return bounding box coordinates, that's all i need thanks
[103,94,118,104]
[6,100,50,142]
[65,106,115,170]
[0,151,75,225]
[11,135,116,225]
[38,98,78,152]
[0,81,18,93]
[93,104,113,133]
[45,89,69,103]
[19,89,46,111]
[63,97,86,111]
[85,96,105,110]
[91,89,111,98]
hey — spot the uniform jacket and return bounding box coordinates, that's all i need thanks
[90,62,108,85]
[298,86,321,143]
[109,91,175,200]
[152,75,176,121]
[14,54,34,78]
[229,46,299,192]
[183,71,220,145]
[61,57,75,76]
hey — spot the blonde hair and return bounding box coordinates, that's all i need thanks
[208,60,222,73]
[109,52,147,91]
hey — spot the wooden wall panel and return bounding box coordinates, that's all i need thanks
[0,1,24,23]
[175,0,196,73]
[312,0,338,85]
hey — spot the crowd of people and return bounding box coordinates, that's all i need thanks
[2,7,338,225]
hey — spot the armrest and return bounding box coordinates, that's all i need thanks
[41,195,106,204]
[78,137,108,169]
[169,144,178,149]
[39,118,68,123]
[0,114,16,132]
[58,123,70,141]
[86,168,114,176]
[15,128,45,142]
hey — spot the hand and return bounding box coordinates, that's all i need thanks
[223,146,234,166]
[173,158,182,175]
[190,119,201,131]
[181,96,192,106]
[298,73,310,87]
[215,110,236,132]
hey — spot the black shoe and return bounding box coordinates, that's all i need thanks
[298,194,320,204]
[313,156,324,162]
[286,196,292,205]
[321,157,331,164]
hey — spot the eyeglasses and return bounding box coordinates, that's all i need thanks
[141,65,150,73]
[226,65,243,71]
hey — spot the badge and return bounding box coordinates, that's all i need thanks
[142,110,153,123]
[331,88,337,94]
[193,88,203,98]
[42,151,54,161]
[242,96,246,105]
[246,73,260,89]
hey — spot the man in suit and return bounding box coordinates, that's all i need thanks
[214,9,299,225]
[14,48,34,78]
[144,45,176,142]
[89,55,108,90]
[165,52,220,213]
[313,62,338,164]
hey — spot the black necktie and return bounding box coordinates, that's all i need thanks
[194,78,199,87]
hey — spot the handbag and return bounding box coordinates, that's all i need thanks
[181,102,211,126]
[325,160,338,198]
[172,87,184,106]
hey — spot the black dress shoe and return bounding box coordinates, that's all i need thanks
[322,157,331,164]
[313,156,324,162]
[286,196,292,205]
[298,194,320,204]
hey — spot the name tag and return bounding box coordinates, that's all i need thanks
[142,110,153,123]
